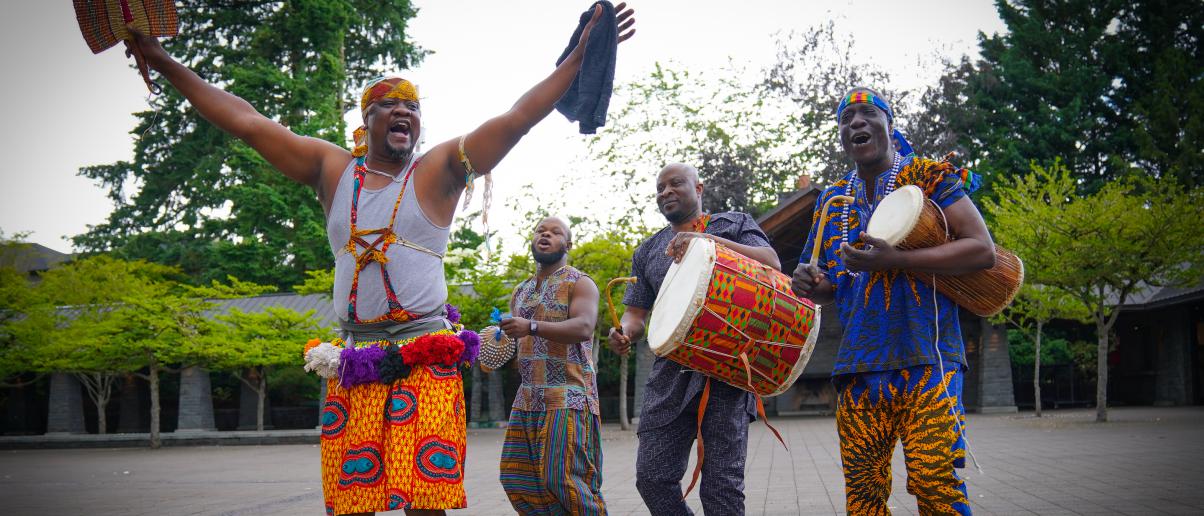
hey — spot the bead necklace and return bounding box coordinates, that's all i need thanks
[842,153,904,248]
[361,154,417,184]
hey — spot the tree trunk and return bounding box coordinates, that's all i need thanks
[1096,319,1109,423]
[148,354,161,449]
[76,373,117,434]
[619,354,630,431]
[1034,320,1043,418]
[257,368,267,432]
[97,396,110,435]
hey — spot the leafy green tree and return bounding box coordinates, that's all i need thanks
[761,23,901,184]
[0,266,49,387]
[294,268,335,298]
[993,284,1089,416]
[186,276,278,299]
[966,0,1126,191]
[590,61,808,222]
[1110,0,1204,185]
[208,306,325,431]
[984,162,1204,422]
[568,231,638,425]
[35,256,186,436]
[74,0,427,288]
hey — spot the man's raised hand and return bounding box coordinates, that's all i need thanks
[575,2,637,54]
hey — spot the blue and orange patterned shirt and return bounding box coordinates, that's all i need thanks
[802,155,976,376]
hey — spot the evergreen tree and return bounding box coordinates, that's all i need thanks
[74,1,427,288]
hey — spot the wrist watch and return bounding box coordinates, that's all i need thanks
[529,320,539,336]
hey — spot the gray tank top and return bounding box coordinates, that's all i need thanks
[327,157,450,322]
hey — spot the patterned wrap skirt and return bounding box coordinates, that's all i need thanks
[318,329,467,514]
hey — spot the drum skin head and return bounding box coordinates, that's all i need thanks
[866,185,924,247]
[648,237,715,356]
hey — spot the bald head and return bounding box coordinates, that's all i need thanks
[656,163,705,225]
[531,216,572,266]
[658,163,701,186]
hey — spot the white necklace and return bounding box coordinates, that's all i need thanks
[842,152,904,255]
[362,153,418,184]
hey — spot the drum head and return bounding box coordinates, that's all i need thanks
[866,184,924,246]
[647,237,716,356]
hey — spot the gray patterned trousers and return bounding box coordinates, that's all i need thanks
[635,388,750,515]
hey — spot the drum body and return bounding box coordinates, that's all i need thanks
[647,238,820,397]
[865,185,1024,317]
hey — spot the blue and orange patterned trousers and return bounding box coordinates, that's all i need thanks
[835,364,971,515]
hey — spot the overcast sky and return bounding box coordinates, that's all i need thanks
[0,1,1004,253]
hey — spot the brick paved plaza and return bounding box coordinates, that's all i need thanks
[2,407,1202,515]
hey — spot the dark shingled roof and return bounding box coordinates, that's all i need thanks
[1117,276,1204,311]
[208,293,337,326]
[0,243,71,274]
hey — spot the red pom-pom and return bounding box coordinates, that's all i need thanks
[400,334,465,366]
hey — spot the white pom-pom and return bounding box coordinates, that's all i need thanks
[304,342,343,379]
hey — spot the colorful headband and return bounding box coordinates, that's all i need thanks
[836,91,894,122]
[835,90,914,158]
[351,77,420,157]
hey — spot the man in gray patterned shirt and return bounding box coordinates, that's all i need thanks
[608,163,780,515]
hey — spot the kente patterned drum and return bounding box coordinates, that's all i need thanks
[648,238,820,397]
[865,185,1024,317]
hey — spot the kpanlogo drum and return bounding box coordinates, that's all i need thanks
[648,238,820,397]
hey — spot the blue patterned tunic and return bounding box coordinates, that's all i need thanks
[801,155,976,376]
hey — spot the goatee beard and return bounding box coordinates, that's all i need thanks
[532,248,566,265]
[386,142,411,162]
[663,207,693,225]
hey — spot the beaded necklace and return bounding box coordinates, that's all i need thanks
[842,153,904,248]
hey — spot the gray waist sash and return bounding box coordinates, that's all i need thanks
[339,309,451,346]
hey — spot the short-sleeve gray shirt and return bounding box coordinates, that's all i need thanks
[624,212,773,432]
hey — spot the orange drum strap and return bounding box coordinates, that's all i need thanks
[682,378,711,499]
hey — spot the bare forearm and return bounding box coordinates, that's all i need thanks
[150,57,261,139]
[896,238,996,275]
[534,316,595,343]
[509,51,584,130]
[620,308,647,342]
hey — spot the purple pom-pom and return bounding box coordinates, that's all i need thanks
[458,330,481,364]
[339,345,386,388]
[445,303,461,324]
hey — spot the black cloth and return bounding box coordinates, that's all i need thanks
[554,1,617,134]
[623,212,772,432]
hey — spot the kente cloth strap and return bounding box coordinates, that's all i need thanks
[835,90,916,158]
[690,213,711,233]
[344,156,440,324]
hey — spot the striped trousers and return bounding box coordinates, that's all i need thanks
[500,408,606,515]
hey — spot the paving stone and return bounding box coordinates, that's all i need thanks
[0,407,1201,514]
